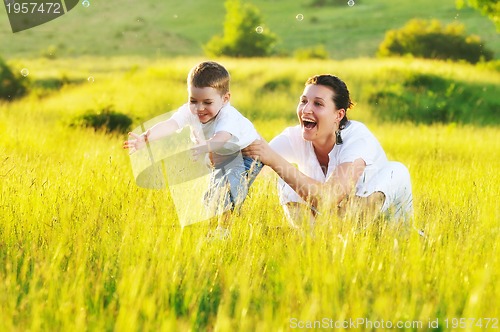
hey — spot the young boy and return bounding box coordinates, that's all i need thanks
[123,61,262,237]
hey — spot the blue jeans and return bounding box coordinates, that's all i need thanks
[205,154,263,214]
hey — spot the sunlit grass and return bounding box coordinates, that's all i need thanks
[0,57,499,331]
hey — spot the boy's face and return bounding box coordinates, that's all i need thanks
[188,86,230,124]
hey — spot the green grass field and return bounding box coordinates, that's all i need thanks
[0,57,499,330]
[1,1,499,330]
[1,0,499,59]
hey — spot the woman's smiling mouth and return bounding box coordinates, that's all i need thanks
[302,118,317,130]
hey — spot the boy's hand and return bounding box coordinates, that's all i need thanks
[190,144,209,161]
[123,130,150,154]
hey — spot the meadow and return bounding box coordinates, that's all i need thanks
[0,56,499,330]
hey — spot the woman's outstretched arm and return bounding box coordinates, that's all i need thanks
[243,139,365,208]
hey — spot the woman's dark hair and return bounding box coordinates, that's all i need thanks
[305,74,353,130]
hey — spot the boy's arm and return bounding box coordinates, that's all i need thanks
[192,131,232,155]
[147,118,180,141]
[123,118,180,153]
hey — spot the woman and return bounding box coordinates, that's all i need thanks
[244,74,413,227]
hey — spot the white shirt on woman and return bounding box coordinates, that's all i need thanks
[269,120,413,219]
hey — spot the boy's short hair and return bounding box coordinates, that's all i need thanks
[188,61,230,95]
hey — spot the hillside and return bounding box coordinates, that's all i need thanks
[1,0,498,60]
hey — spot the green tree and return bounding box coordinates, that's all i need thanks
[0,57,27,100]
[377,19,494,64]
[457,0,499,31]
[204,0,278,57]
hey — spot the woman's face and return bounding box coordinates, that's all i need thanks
[297,84,345,144]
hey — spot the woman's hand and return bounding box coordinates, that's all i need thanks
[242,138,274,165]
[123,130,150,154]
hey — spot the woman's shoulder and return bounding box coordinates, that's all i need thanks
[346,120,368,130]
[270,125,304,147]
[269,125,310,159]
[343,120,375,138]
[283,125,302,134]
[278,125,303,140]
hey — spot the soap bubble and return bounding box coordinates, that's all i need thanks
[255,26,264,34]
[296,14,304,21]
[88,76,94,83]
[82,0,90,8]
[20,68,29,77]
[347,0,355,6]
